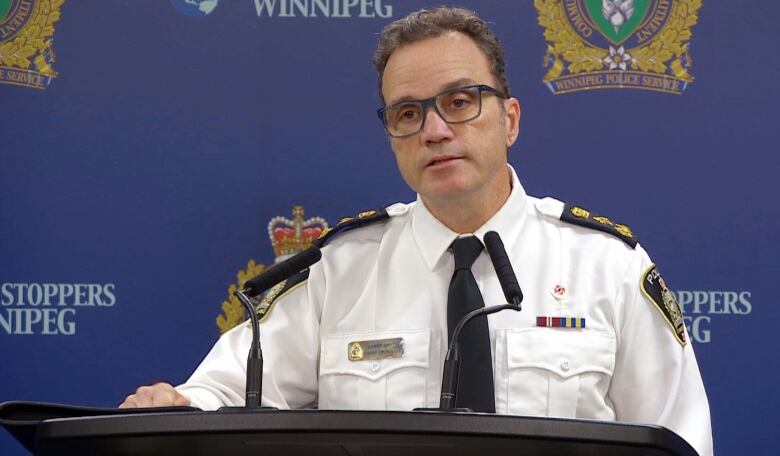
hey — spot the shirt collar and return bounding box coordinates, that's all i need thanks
[411,164,528,270]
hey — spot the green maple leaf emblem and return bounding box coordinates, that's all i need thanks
[0,0,12,24]
[584,0,651,45]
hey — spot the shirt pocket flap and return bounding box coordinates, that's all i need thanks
[506,328,615,379]
[320,329,430,381]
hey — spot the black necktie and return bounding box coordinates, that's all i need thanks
[447,236,496,413]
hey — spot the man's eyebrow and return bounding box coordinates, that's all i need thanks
[439,78,478,92]
[386,78,479,106]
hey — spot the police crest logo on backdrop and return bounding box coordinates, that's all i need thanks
[0,0,63,89]
[535,0,702,94]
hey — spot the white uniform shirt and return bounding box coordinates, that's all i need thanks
[178,167,713,456]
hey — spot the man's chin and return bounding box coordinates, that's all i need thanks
[419,181,476,205]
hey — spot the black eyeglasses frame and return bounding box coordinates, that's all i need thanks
[376,84,507,138]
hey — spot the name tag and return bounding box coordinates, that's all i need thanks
[348,337,404,361]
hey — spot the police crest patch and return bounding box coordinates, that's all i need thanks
[0,0,64,90]
[641,264,687,345]
[534,0,702,94]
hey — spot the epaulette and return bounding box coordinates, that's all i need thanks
[560,203,638,248]
[313,208,389,248]
[255,268,309,322]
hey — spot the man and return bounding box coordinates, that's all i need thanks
[121,7,712,455]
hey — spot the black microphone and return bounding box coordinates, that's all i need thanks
[242,246,322,297]
[221,246,322,411]
[427,233,525,412]
[484,231,523,308]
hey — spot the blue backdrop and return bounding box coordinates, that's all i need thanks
[2,1,778,454]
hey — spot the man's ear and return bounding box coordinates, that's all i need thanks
[504,97,521,148]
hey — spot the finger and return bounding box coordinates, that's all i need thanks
[122,382,179,408]
[118,395,138,409]
[134,386,156,407]
[151,389,178,407]
[173,394,191,407]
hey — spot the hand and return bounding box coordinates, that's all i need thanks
[119,382,191,408]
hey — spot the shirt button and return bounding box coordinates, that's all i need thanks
[560,360,570,371]
[371,362,380,372]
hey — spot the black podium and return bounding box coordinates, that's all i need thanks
[0,401,698,456]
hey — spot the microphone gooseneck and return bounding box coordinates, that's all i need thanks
[234,290,264,408]
[438,231,524,411]
[234,246,322,409]
[439,303,518,410]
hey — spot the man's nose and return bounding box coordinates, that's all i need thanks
[420,106,454,143]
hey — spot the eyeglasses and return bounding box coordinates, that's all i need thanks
[377,84,506,138]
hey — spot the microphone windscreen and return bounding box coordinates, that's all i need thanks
[243,246,322,296]
[484,231,523,304]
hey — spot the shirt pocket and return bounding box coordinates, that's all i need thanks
[502,328,616,419]
[318,329,431,410]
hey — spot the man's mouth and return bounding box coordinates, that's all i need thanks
[427,156,461,167]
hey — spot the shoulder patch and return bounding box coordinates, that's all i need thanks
[560,203,637,248]
[314,208,389,248]
[640,264,687,346]
[256,269,309,323]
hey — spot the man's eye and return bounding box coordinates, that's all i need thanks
[450,98,471,109]
[397,109,419,122]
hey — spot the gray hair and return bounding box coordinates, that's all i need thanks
[373,6,510,101]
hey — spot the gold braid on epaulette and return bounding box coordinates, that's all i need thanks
[255,268,310,323]
[560,203,638,248]
[313,208,389,248]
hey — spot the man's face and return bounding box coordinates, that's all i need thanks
[381,31,520,207]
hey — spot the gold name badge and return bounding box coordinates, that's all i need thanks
[348,338,404,361]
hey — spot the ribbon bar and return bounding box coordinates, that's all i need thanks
[536,316,586,329]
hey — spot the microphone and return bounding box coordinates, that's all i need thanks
[428,232,524,412]
[222,246,322,410]
[242,246,322,297]
[484,231,523,308]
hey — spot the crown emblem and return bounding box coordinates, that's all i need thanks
[217,205,330,334]
[268,206,329,261]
